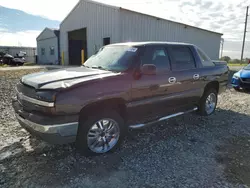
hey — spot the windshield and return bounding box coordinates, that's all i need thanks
[244,64,250,70]
[84,46,138,72]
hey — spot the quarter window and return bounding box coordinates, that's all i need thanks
[170,46,196,70]
[196,47,215,67]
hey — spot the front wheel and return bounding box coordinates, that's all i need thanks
[76,110,125,156]
[198,88,218,116]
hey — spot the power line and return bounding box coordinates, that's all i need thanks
[241,6,249,61]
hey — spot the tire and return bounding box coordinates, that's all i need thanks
[76,110,125,156]
[233,87,240,91]
[198,88,218,116]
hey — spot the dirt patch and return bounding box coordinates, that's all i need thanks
[216,136,250,186]
[0,69,46,79]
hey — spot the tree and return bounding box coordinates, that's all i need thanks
[230,59,242,64]
[220,56,231,62]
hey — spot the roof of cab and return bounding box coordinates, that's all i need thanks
[108,41,193,47]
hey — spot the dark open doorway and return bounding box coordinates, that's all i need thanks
[68,28,87,66]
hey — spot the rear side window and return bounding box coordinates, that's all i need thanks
[170,46,196,71]
[196,47,215,67]
[141,46,170,71]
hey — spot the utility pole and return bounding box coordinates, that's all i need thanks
[220,38,224,58]
[241,6,249,62]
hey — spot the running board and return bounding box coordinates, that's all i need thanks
[129,107,198,129]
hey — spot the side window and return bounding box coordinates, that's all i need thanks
[141,46,170,71]
[50,46,55,55]
[103,37,110,46]
[41,48,45,55]
[170,46,196,71]
[196,47,215,67]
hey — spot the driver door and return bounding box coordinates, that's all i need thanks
[128,45,173,123]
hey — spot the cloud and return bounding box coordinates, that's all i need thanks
[209,22,221,29]
[0,6,60,33]
[0,0,79,21]
[0,28,8,32]
[201,1,213,9]
[0,30,40,47]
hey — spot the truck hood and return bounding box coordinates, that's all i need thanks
[21,67,120,89]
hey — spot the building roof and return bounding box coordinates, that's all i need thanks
[36,27,59,41]
[61,0,223,36]
[47,28,59,31]
[109,41,193,46]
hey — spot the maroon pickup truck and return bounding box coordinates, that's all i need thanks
[12,42,229,155]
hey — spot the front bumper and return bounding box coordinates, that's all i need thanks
[231,78,250,89]
[12,100,78,144]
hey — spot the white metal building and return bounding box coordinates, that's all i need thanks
[0,46,36,63]
[37,28,60,64]
[60,0,222,66]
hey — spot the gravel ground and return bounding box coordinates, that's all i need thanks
[1,69,250,188]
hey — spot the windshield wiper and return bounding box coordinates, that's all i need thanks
[91,65,107,70]
[82,65,90,68]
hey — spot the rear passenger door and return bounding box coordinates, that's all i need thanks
[167,45,202,110]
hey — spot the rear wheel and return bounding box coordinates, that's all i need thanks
[76,110,125,156]
[198,88,218,116]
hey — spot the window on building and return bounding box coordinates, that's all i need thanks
[141,46,170,71]
[41,48,45,55]
[103,37,110,46]
[50,46,55,55]
[196,47,215,67]
[170,46,196,71]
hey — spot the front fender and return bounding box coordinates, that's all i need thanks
[54,74,132,115]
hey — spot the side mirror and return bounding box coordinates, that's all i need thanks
[141,64,156,75]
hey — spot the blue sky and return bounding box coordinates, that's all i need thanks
[0,0,250,59]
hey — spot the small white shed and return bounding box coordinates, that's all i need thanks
[37,28,60,64]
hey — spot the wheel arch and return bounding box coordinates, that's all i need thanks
[204,81,219,94]
[79,98,127,122]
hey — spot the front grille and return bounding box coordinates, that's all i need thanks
[16,82,37,111]
[16,82,36,99]
[242,78,250,82]
[15,82,54,115]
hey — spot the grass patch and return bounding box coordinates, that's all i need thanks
[23,62,36,66]
[0,64,9,67]
[228,63,247,67]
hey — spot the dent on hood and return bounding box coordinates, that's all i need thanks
[39,72,121,90]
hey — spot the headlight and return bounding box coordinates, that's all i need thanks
[233,75,239,79]
[36,91,57,102]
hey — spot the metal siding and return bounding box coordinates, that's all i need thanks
[37,37,59,64]
[60,1,221,64]
[60,0,120,65]
[121,9,221,60]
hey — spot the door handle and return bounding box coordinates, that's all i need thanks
[168,77,176,84]
[193,74,200,80]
